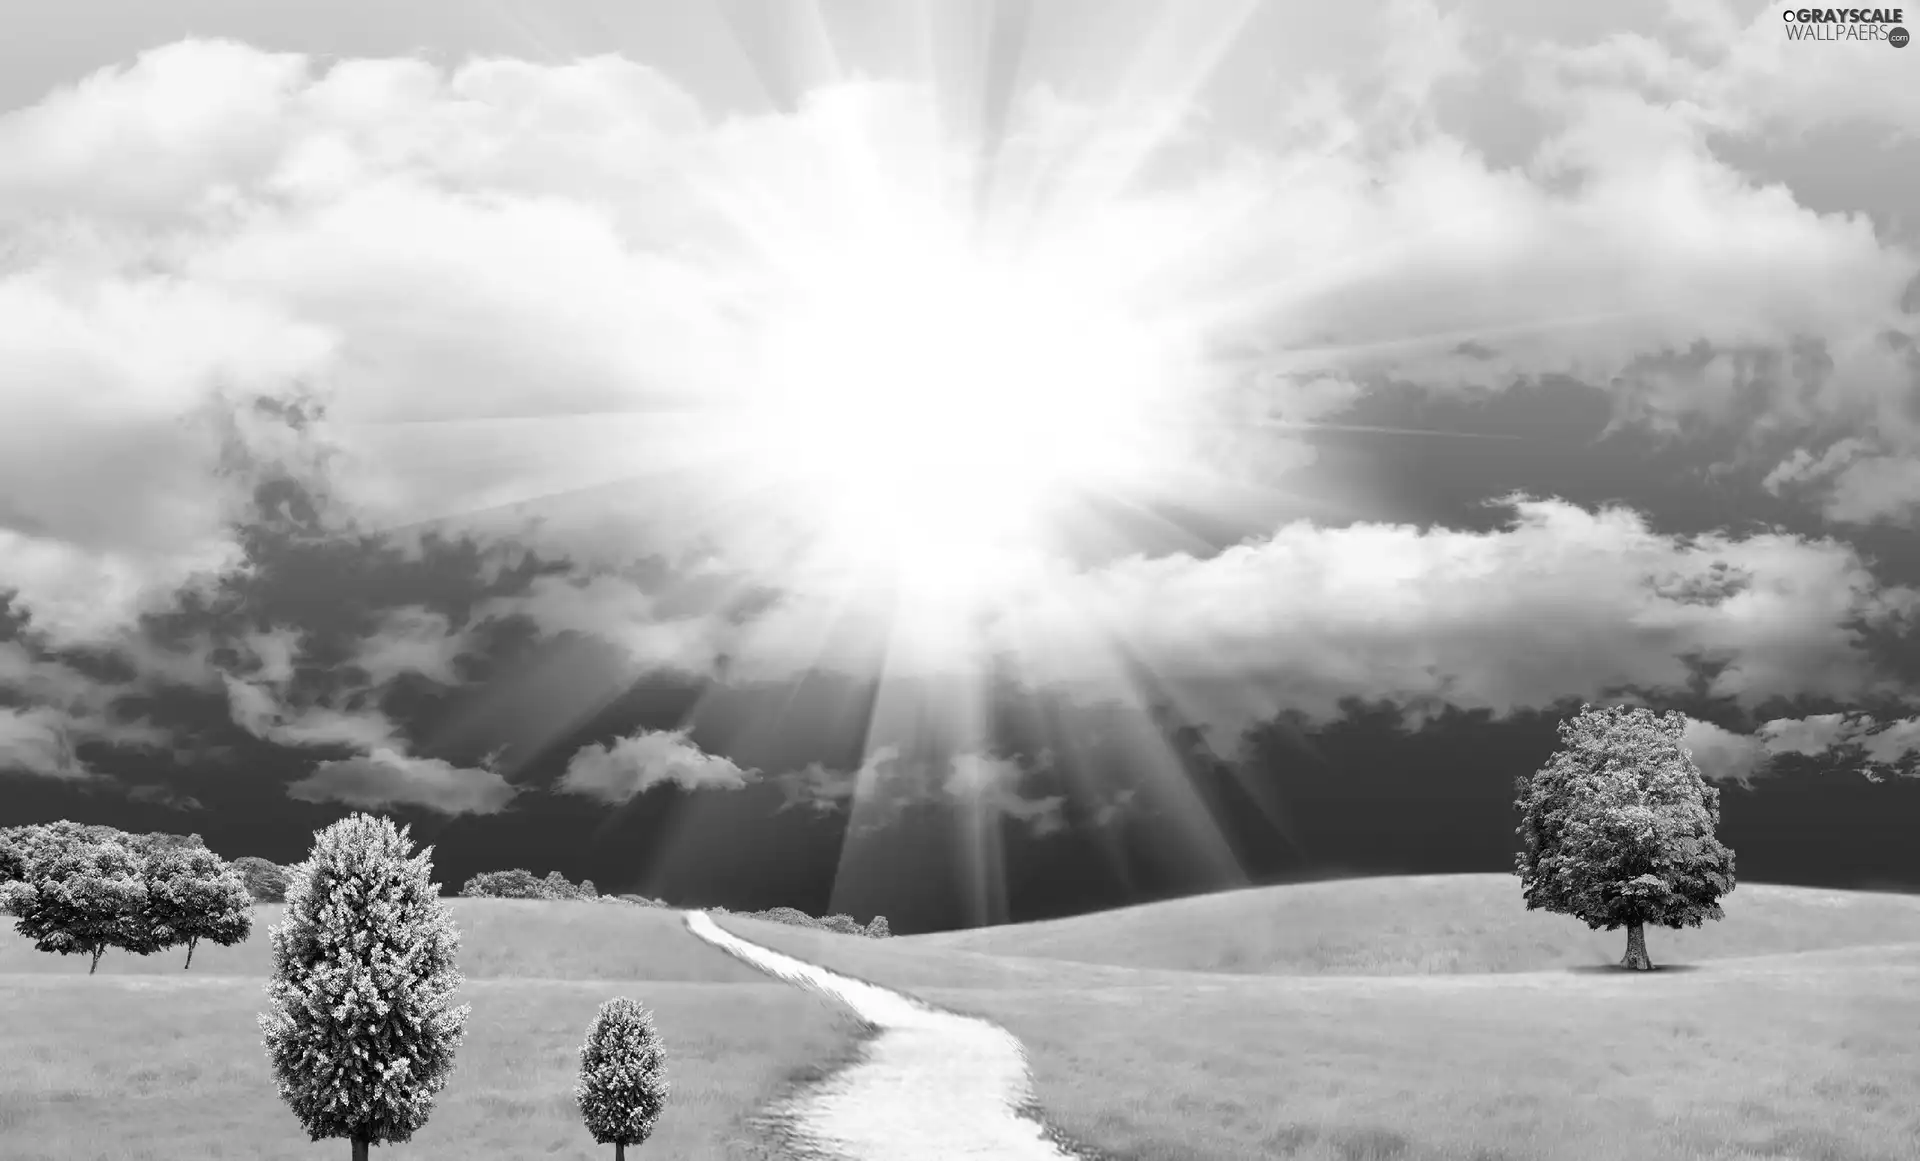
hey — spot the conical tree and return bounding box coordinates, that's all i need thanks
[575,996,670,1159]
[143,845,253,969]
[1515,703,1736,970]
[259,814,470,1159]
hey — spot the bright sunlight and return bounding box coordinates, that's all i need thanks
[738,213,1198,594]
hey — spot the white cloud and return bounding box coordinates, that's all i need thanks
[223,624,516,814]
[0,705,92,781]
[0,19,1913,787]
[1680,717,1770,786]
[1681,711,1920,785]
[557,729,753,803]
[288,748,516,816]
[474,575,729,678]
[0,30,1910,610]
[775,747,1080,837]
[984,496,1918,735]
[347,606,469,687]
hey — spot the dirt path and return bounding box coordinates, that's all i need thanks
[683,910,1078,1160]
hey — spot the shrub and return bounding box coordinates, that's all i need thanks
[260,814,470,1159]
[819,913,864,936]
[460,867,597,900]
[1515,703,1737,971]
[5,832,160,973]
[865,915,891,938]
[460,868,547,898]
[233,856,291,903]
[575,996,669,1159]
[144,845,254,969]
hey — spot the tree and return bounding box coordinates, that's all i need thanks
[1515,703,1737,970]
[233,856,291,903]
[144,845,254,969]
[459,868,546,898]
[575,996,670,1159]
[4,833,161,974]
[259,814,470,1160]
[864,915,891,939]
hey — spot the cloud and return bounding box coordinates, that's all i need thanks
[475,576,729,679]
[775,747,1078,837]
[1680,717,1771,786]
[126,783,205,812]
[0,28,1910,612]
[0,20,1915,816]
[557,729,753,804]
[1522,0,1920,522]
[1682,711,1920,786]
[0,705,92,781]
[943,752,1069,837]
[288,748,516,815]
[346,606,469,687]
[222,624,516,814]
[983,496,1919,736]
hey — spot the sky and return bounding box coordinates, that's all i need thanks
[0,0,1916,934]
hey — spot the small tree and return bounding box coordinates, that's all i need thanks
[5,834,160,973]
[865,915,891,939]
[1515,703,1737,970]
[575,996,670,1159]
[144,845,254,969]
[233,856,291,903]
[259,814,470,1160]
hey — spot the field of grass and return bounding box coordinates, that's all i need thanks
[714,875,1920,1161]
[0,899,865,1160]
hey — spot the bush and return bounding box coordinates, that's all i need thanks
[260,814,470,1159]
[233,856,291,903]
[575,996,669,1159]
[460,868,547,898]
[717,903,893,938]
[460,867,598,900]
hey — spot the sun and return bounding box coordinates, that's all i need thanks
[736,223,1191,596]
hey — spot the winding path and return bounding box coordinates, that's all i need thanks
[683,910,1077,1161]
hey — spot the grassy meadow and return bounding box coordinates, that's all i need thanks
[713,874,1920,1161]
[0,899,865,1160]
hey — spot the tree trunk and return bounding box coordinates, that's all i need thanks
[184,937,199,970]
[89,945,103,975]
[351,1138,370,1161]
[615,1143,626,1161]
[1620,922,1653,971]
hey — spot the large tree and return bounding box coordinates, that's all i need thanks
[259,814,470,1160]
[2,832,161,974]
[144,845,254,969]
[1515,703,1737,970]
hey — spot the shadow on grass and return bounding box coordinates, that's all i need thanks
[1564,962,1704,974]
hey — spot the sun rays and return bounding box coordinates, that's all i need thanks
[282,2,1657,922]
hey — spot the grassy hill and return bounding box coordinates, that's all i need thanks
[896,872,1920,974]
[716,875,1920,1161]
[0,899,863,1160]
